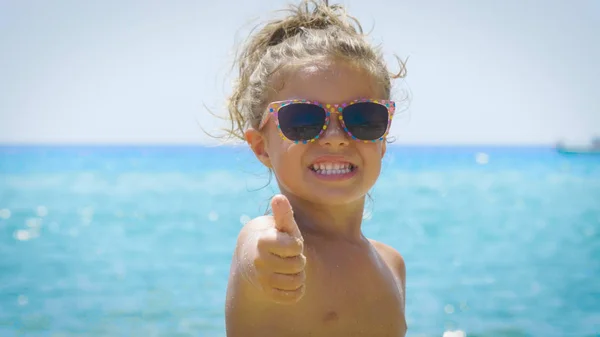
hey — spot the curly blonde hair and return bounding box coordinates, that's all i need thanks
[221,0,406,142]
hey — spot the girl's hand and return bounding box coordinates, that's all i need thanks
[252,194,306,304]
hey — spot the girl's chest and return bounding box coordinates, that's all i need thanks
[297,245,406,335]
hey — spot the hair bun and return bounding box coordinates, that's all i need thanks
[267,1,360,46]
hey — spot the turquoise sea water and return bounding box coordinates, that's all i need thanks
[0,145,599,337]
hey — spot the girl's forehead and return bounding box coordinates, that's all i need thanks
[293,59,369,82]
[272,60,382,103]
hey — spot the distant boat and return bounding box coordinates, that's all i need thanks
[556,137,600,154]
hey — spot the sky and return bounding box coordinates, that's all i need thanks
[1,0,598,145]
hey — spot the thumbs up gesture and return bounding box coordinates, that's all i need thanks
[253,194,306,304]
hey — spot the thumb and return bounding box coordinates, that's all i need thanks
[271,194,302,238]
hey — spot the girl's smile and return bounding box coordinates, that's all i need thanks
[308,155,358,181]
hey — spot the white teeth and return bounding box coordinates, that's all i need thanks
[310,162,354,175]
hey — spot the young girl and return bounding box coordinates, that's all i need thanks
[223,1,407,336]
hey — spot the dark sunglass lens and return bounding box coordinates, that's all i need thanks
[342,102,389,140]
[278,104,326,141]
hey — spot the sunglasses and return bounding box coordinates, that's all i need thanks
[258,98,396,144]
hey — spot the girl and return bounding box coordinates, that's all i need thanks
[223,1,407,336]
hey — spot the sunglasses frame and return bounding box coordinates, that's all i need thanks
[258,98,396,144]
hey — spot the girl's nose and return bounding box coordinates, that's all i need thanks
[317,115,350,148]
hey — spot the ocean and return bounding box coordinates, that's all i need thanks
[0,145,598,337]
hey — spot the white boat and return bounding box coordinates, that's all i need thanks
[556,137,600,154]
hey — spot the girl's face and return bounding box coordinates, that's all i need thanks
[246,60,387,206]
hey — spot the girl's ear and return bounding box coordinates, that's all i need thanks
[381,141,387,158]
[245,128,272,168]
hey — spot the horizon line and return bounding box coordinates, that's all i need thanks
[0,141,557,148]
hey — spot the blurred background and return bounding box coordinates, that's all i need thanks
[1,0,599,336]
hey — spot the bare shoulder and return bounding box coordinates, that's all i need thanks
[236,215,272,241]
[369,239,406,286]
[241,215,273,231]
[229,215,274,296]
